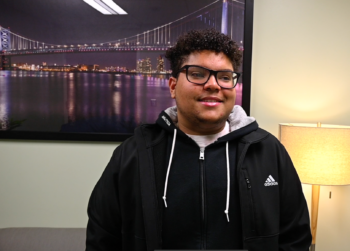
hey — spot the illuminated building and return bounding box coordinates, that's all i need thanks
[136,58,152,73]
[156,56,164,73]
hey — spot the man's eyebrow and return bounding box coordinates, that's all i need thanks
[187,65,234,71]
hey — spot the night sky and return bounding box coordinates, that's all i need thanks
[0,0,224,68]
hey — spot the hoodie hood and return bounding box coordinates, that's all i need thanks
[156,105,257,137]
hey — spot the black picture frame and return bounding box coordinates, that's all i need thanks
[0,0,254,142]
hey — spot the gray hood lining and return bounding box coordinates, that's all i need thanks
[164,105,256,133]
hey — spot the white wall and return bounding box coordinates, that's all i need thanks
[1,0,350,250]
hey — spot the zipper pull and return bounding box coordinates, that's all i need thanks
[245,178,251,189]
[199,148,205,160]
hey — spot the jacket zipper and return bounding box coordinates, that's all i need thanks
[245,177,251,189]
[199,148,206,249]
[237,143,256,238]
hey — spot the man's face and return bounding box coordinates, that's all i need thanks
[169,50,236,135]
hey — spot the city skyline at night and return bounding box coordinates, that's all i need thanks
[0,0,247,137]
[10,54,170,74]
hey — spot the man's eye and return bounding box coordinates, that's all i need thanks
[219,75,232,82]
[190,72,205,78]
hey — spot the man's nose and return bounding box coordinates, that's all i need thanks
[204,74,220,90]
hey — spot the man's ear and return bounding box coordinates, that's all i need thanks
[169,77,177,99]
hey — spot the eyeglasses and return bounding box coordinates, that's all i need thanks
[178,65,241,89]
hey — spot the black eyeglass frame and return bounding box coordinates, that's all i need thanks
[177,65,241,89]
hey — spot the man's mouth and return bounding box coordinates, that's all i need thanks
[202,99,221,102]
[199,97,223,106]
[199,97,223,102]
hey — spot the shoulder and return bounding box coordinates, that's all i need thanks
[111,123,166,159]
[134,123,168,147]
[241,128,290,163]
[241,128,281,147]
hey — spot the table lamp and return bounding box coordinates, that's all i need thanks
[279,123,350,251]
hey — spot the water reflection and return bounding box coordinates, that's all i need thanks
[0,70,242,133]
[0,71,176,132]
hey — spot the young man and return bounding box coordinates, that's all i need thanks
[86,29,311,251]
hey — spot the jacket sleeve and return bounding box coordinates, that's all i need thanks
[86,146,123,251]
[277,143,312,251]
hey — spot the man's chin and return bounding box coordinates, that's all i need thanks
[195,116,228,129]
[196,113,229,124]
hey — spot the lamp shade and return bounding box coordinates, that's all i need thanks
[279,123,350,185]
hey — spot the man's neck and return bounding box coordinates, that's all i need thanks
[186,122,230,148]
[178,121,227,135]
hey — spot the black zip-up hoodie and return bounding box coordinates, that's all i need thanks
[86,105,311,251]
[157,106,257,249]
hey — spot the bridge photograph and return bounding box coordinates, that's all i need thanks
[0,0,246,136]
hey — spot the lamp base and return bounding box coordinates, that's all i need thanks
[310,244,315,251]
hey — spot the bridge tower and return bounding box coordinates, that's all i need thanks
[0,27,12,70]
[221,0,228,35]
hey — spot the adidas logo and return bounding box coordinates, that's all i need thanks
[264,175,278,186]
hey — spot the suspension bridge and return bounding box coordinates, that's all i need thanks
[0,0,244,70]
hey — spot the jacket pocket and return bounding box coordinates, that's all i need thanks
[122,232,147,251]
[244,234,279,251]
[239,169,257,238]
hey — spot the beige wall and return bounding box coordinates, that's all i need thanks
[1,0,350,250]
[0,140,118,227]
[251,0,350,250]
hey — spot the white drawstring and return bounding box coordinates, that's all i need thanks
[162,129,230,223]
[225,141,230,222]
[162,128,177,208]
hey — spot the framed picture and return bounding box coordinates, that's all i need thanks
[0,0,254,141]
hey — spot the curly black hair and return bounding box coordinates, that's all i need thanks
[165,29,242,77]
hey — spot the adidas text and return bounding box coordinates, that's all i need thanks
[162,115,171,126]
[264,182,279,186]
